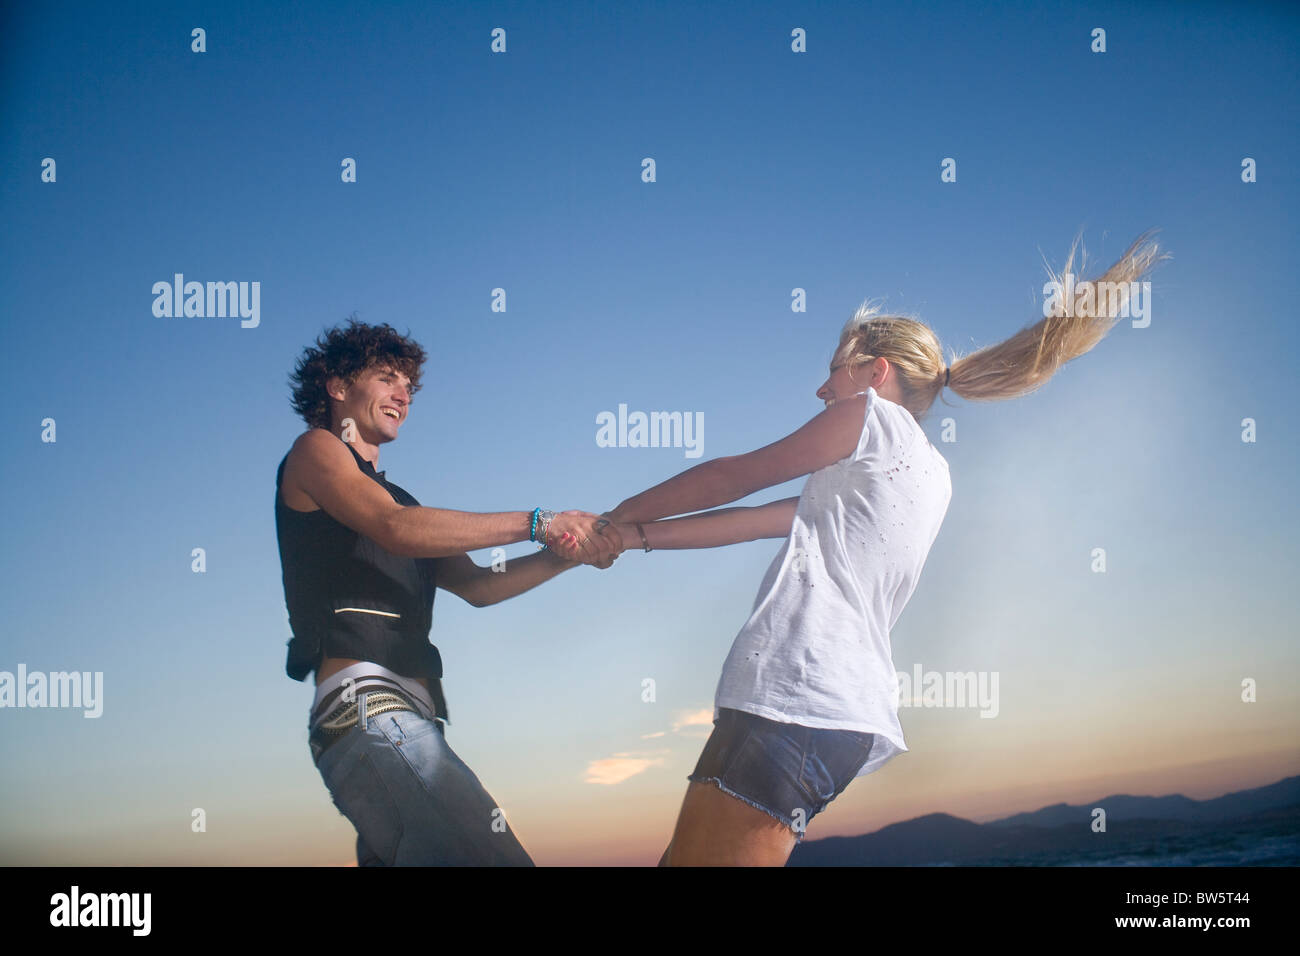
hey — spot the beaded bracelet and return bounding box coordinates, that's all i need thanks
[533,508,556,549]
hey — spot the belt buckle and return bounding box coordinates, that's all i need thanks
[310,688,420,766]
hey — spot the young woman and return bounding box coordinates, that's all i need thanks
[567,231,1166,865]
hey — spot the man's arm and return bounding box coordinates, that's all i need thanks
[285,429,617,559]
[434,549,583,608]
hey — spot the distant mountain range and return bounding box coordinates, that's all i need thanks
[788,775,1300,866]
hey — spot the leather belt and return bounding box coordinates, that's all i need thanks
[308,689,421,766]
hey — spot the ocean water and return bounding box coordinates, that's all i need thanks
[920,819,1300,867]
[1067,835,1298,867]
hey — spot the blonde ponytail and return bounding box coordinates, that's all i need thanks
[837,230,1170,423]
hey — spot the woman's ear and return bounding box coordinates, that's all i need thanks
[872,357,890,388]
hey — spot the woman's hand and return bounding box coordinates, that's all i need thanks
[546,510,624,567]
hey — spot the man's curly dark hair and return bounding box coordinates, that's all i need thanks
[288,315,427,430]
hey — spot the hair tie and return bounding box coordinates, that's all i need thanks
[943,366,951,387]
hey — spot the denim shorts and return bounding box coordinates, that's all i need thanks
[688,708,875,839]
[313,699,534,866]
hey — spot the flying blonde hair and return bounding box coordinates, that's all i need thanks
[837,229,1170,423]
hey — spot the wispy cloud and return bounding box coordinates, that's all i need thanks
[636,708,716,745]
[671,708,714,737]
[586,708,715,786]
[584,750,669,786]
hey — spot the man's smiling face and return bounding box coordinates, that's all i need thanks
[330,363,412,443]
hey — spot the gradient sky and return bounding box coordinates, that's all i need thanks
[1,0,1297,866]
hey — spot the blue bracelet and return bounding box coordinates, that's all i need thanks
[530,507,540,542]
[533,509,556,549]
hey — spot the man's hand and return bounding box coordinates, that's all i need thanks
[546,510,624,567]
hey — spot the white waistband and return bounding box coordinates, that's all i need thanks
[312,661,438,722]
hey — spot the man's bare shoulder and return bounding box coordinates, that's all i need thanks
[286,428,353,466]
[282,429,347,509]
[291,427,344,453]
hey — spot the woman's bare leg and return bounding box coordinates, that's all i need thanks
[660,780,797,866]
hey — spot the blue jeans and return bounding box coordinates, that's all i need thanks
[688,707,875,839]
[313,699,534,866]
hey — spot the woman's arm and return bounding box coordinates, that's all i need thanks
[616,498,799,551]
[605,394,868,524]
[434,549,581,608]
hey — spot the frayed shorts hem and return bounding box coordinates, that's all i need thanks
[685,707,875,844]
[686,774,806,839]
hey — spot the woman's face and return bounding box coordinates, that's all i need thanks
[817,354,878,408]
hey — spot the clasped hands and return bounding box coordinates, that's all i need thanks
[545,510,627,569]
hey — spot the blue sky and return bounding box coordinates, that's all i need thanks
[1,0,1297,864]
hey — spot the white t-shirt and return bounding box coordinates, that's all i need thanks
[714,386,951,778]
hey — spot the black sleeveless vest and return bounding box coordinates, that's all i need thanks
[275,439,448,719]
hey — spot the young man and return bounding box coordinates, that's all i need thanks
[275,317,621,865]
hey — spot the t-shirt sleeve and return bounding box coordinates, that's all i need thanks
[850,387,878,463]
